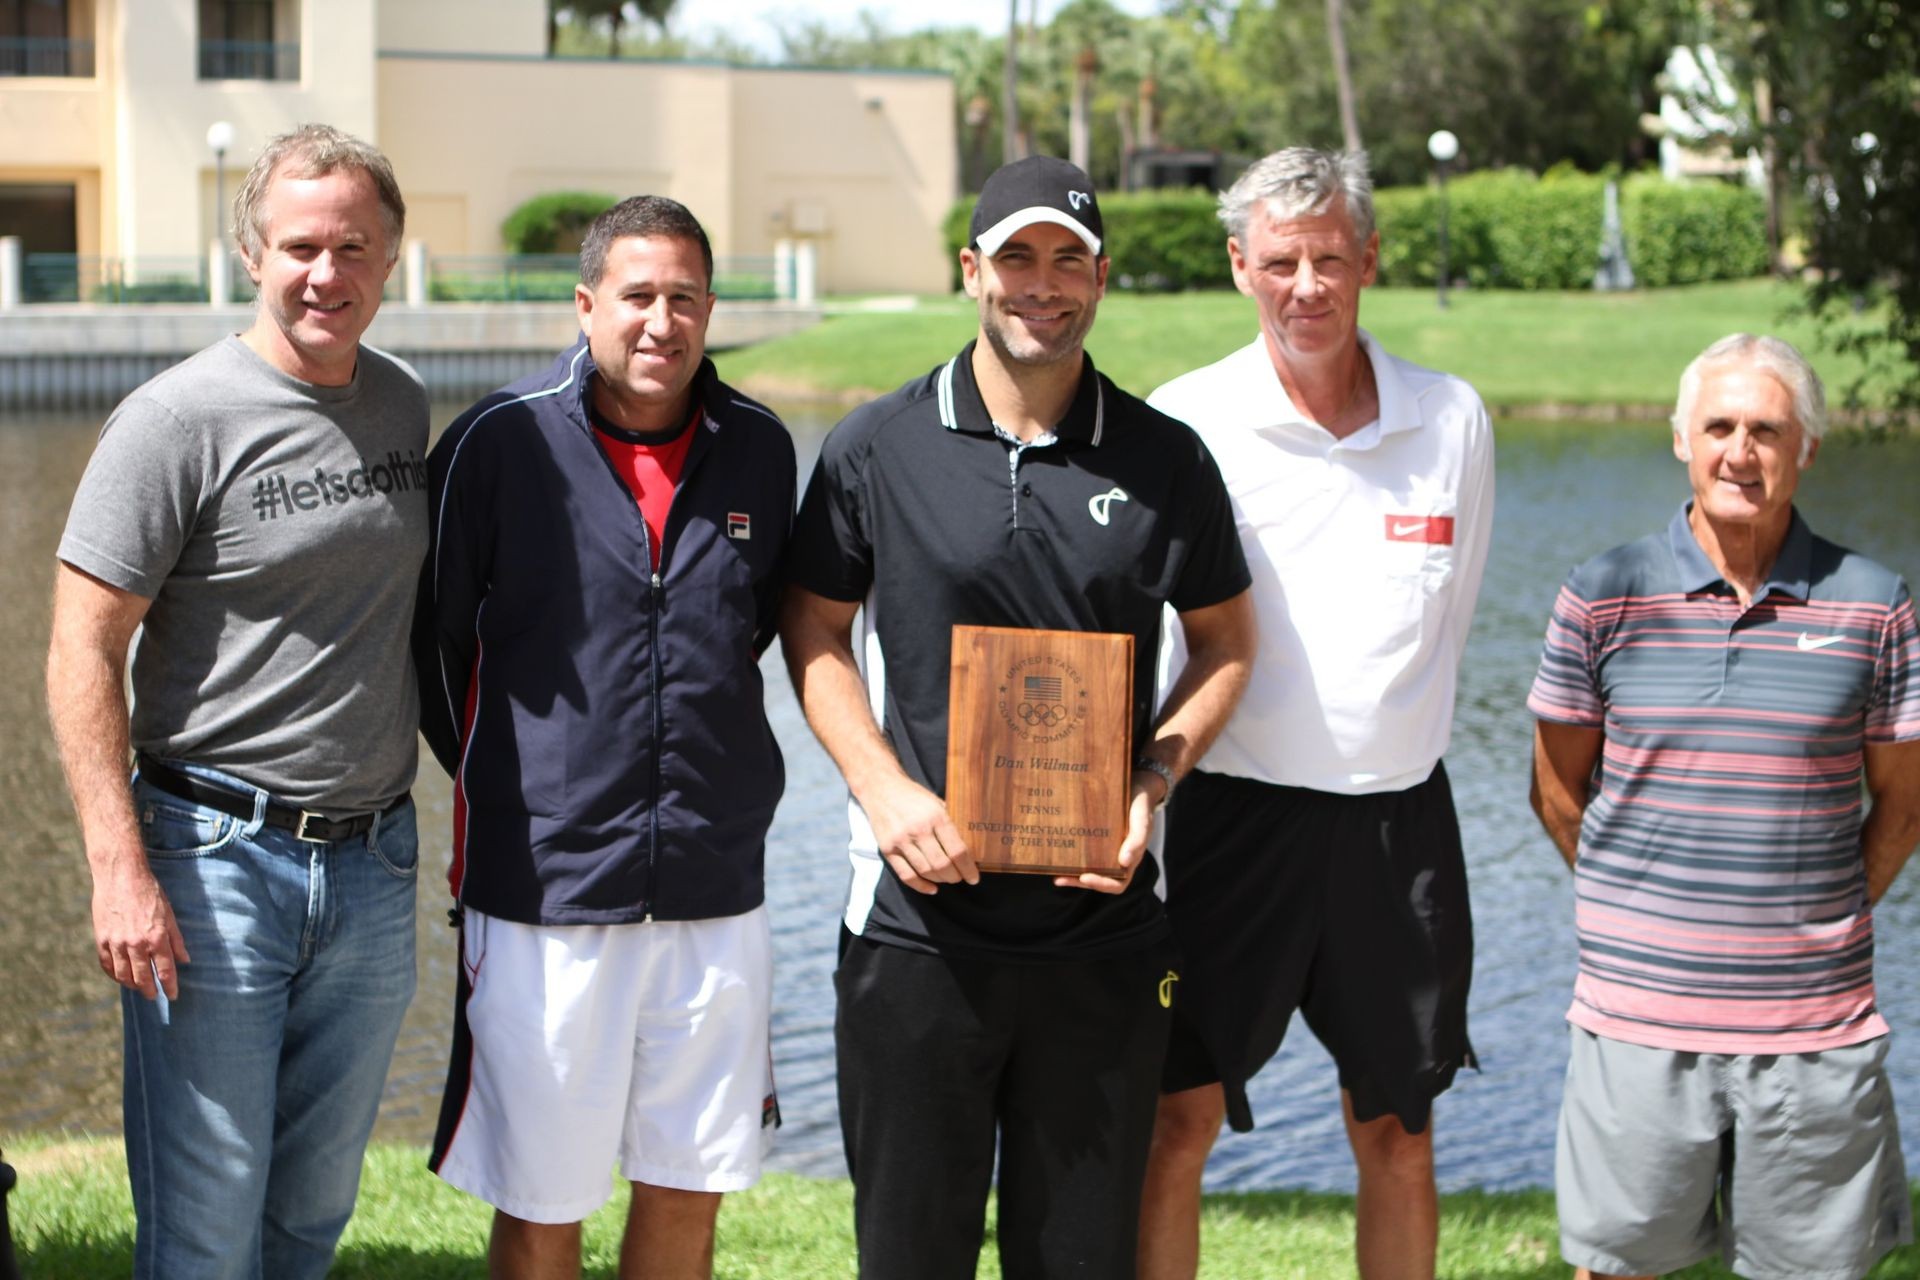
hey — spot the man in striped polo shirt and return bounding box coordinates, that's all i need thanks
[1529,333,1920,1280]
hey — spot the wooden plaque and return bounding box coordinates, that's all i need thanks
[945,624,1134,875]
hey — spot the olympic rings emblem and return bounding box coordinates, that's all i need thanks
[1017,701,1067,727]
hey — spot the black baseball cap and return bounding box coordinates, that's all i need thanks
[969,156,1104,257]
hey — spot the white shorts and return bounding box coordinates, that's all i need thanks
[431,905,777,1223]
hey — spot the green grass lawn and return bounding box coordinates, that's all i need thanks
[715,280,1900,414]
[11,1134,1920,1278]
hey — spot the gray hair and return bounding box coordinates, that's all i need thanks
[1218,147,1375,244]
[233,124,406,264]
[1672,334,1827,460]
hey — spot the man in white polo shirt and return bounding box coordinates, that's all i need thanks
[1137,146,1494,1280]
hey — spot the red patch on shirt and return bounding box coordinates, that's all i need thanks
[1384,514,1454,545]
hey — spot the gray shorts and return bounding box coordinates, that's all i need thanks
[1557,1027,1912,1280]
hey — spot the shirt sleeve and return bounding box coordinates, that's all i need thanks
[1528,573,1606,727]
[1867,578,1920,743]
[415,414,491,778]
[1167,433,1252,614]
[55,394,208,598]
[786,416,874,603]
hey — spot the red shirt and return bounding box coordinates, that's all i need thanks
[591,403,699,570]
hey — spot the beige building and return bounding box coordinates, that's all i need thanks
[0,0,956,295]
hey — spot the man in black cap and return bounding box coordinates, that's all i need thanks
[781,156,1256,1278]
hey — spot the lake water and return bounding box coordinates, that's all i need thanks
[3,405,1919,1195]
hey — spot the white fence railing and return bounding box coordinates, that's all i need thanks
[0,239,818,309]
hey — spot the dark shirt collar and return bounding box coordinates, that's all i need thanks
[569,335,718,437]
[938,338,1106,445]
[1667,501,1812,602]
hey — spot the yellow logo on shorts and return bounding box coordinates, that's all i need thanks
[1158,970,1179,1008]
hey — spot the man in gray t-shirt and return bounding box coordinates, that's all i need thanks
[46,125,427,1280]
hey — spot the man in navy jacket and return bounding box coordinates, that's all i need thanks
[416,196,794,1278]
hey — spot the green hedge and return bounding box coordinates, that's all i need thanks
[945,171,1766,292]
[1618,176,1769,287]
[500,191,619,254]
[1374,169,1767,290]
[944,191,1229,291]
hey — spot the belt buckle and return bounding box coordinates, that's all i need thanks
[294,810,328,843]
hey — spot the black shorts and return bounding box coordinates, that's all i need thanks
[835,930,1176,1280]
[1159,764,1475,1134]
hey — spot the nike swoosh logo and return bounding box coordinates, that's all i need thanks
[1392,521,1427,536]
[1088,488,1130,526]
[1797,633,1846,651]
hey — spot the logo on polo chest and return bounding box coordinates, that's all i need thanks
[1796,633,1845,651]
[727,512,751,540]
[1384,514,1454,545]
[1088,488,1130,526]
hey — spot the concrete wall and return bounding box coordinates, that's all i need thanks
[114,0,380,267]
[0,300,823,409]
[0,0,958,294]
[378,0,546,56]
[728,67,954,295]
[0,0,114,254]
[377,55,954,294]
[376,55,720,261]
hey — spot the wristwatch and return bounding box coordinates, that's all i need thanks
[1133,755,1176,811]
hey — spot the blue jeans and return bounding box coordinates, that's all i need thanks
[122,762,418,1280]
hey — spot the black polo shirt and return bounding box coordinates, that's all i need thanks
[790,341,1250,960]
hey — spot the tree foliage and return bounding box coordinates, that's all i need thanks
[500,191,618,254]
[549,0,679,58]
[1702,0,1920,409]
[534,0,1917,406]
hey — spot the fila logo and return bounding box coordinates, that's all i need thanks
[1797,633,1846,651]
[1067,190,1092,210]
[1088,487,1130,526]
[1384,514,1455,545]
[727,512,751,540]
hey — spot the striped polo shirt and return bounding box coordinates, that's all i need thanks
[1528,503,1920,1053]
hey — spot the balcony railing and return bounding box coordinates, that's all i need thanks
[21,255,231,304]
[197,39,299,81]
[0,36,96,77]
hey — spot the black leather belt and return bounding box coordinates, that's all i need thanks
[136,756,407,843]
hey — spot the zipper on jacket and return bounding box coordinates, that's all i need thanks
[645,568,664,917]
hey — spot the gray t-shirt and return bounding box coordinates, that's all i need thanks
[57,336,429,813]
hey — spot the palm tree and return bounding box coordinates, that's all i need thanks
[1326,0,1361,151]
[549,1,679,58]
[1003,0,1022,163]
[633,0,678,38]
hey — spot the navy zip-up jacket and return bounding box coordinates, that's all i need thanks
[416,338,795,925]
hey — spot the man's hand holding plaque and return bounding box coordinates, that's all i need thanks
[861,772,979,895]
[945,624,1135,879]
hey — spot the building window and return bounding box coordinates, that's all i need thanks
[198,0,298,81]
[0,0,94,77]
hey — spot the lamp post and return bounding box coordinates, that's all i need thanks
[1427,129,1458,310]
[206,120,235,246]
[205,121,235,305]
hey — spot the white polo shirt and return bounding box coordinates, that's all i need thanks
[1151,330,1494,795]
